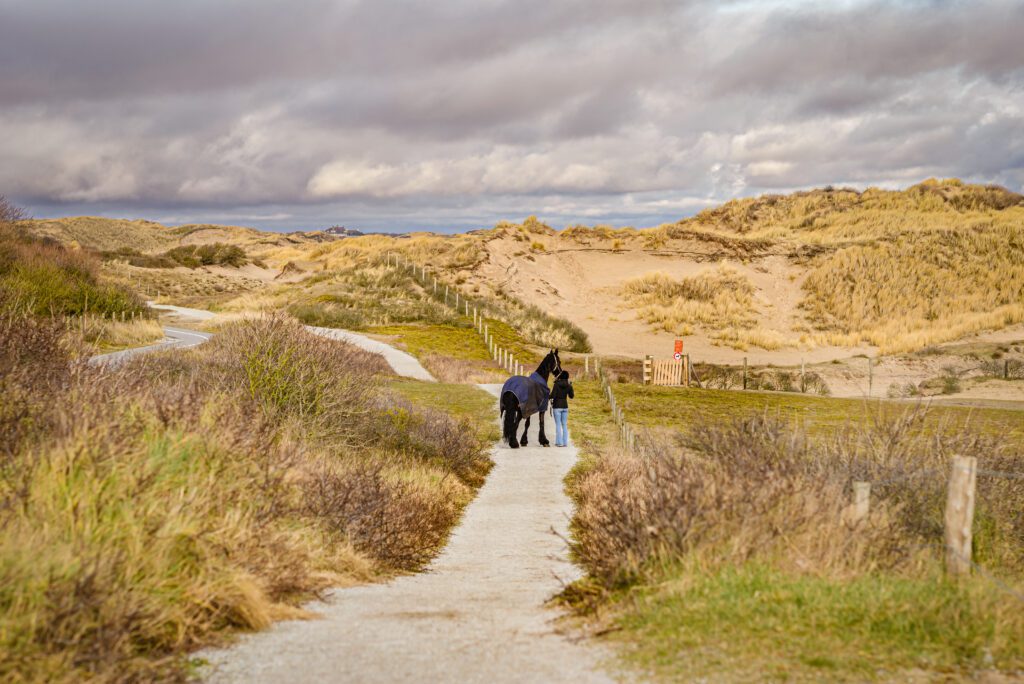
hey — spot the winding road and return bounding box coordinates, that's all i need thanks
[89,326,213,366]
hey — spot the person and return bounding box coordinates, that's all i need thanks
[550,370,574,447]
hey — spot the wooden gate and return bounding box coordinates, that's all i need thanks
[643,356,689,386]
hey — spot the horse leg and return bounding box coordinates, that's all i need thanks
[501,392,520,448]
[537,411,550,447]
[520,415,530,447]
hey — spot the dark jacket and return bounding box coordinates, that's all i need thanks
[550,378,574,409]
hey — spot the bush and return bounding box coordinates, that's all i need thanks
[162,243,248,268]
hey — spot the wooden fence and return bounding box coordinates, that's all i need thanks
[643,355,689,387]
[385,252,596,378]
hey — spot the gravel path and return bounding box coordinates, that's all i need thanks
[201,383,612,683]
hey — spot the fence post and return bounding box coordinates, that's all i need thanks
[743,357,748,390]
[643,355,652,385]
[1005,359,1010,380]
[852,481,870,524]
[944,456,977,577]
[585,355,590,377]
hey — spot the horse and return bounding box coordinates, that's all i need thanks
[499,349,561,449]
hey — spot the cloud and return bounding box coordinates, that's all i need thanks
[1,0,1022,231]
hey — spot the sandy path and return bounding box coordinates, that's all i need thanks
[201,383,611,683]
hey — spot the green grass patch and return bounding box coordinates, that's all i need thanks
[604,383,1024,447]
[611,563,1024,682]
[371,324,492,361]
[388,379,500,443]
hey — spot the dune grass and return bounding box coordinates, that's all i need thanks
[802,227,1024,354]
[1,222,146,319]
[79,316,165,353]
[0,313,493,682]
[620,265,759,342]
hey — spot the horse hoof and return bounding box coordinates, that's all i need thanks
[509,440,520,449]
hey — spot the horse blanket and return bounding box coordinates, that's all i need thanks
[501,372,550,416]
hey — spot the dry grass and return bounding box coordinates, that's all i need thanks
[620,265,771,348]
[0,312,492,682]
[572,409,1024,584]
[421,353,505,383]
[802,228,1024,353]
[78,316,165,353]
[566,405,1024,678]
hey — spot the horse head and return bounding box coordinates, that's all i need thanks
[534,348,561,382]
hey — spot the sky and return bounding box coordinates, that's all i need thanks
[2,0,1023,233]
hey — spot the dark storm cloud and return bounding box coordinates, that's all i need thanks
[1,0,1023,231]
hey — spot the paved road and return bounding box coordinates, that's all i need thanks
[89,326,213,366]
[201,383,611,683]
[307,326,437,382]
[90,305,433,382]
[147,302,218,321]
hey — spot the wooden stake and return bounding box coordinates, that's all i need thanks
[944,456,977,576]
[843,481,871,525]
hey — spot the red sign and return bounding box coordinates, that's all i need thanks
[674,339,684,355]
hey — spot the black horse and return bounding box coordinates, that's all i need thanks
[499,349,561,449]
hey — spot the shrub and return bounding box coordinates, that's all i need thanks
[162,243,248,268]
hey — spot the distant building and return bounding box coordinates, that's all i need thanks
[324,225,365,237]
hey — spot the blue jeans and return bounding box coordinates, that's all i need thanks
[553,408,569,446]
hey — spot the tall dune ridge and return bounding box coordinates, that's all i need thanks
[19,178,1024,363]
